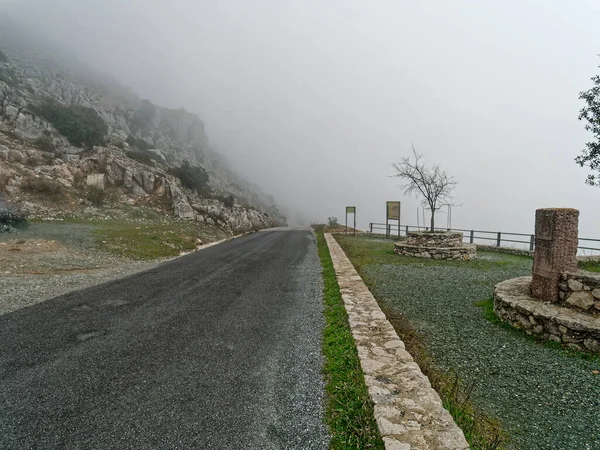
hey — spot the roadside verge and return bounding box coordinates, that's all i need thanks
[324,233,469,449]
[316,232,384,449]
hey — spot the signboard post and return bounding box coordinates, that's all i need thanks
[345,206,356,236]
[386,201,401,239]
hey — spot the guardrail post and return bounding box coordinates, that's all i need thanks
[369,223,372,233]
[405,225,409,237]
[497,232,501,247]
[469,230,474,244]
[387,224,391,237]
[530,234,535,251]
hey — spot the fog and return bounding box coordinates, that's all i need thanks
[3,0,600,237]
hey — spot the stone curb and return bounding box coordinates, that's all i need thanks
[324,233,469,450]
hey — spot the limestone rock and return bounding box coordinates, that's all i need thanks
[592,288,600,300]
[86,173,106,190]
[131,181,146,197]
[568,279,584,292]
[7,149,24,163]
[13,113,44,141]
[176,202,195,220]
[566,291,595,310]
[0,145,9,160]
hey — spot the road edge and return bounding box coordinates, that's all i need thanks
[324,233,469,450]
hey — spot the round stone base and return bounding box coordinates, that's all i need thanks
[494,277,600,353]
[394,242,476,260]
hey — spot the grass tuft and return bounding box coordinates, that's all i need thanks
[316,232,384,449]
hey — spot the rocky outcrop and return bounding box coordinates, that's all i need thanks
[0,136,285,232]
[0,24,283,216]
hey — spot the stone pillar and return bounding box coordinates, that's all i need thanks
[531,208,579,302]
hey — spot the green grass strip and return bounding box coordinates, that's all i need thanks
[316,232,385,450]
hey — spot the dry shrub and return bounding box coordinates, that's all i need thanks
[22,176,66,201]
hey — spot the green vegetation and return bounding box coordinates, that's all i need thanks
[577,59,600,186]
[34,134,55,153]
[93,221,213,260]
[86,186,106,206]
[316,232,384,450]
[335,236,600,450]
[0,50,8,63]
[126,135,154,151]
[214,194,235,208]
[126,149,155,166]
[33,100,107,148]
[0,204,27,232]
[169,160,210,196]
[579,259,600,272]
[22,176,66,201]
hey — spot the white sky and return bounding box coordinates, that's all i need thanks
[4,0,600,238]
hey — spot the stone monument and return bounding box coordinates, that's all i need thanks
[530,208,579,302]
[494,207,600,353]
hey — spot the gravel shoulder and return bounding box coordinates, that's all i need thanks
[0,221,203,316]
[336,236,600,450]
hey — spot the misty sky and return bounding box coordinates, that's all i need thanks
[3,0,600,238]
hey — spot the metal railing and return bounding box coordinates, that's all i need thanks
[367,222,600,254]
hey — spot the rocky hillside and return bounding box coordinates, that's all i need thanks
[0,15,285,231]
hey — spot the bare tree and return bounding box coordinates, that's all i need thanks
[391,146,458,231]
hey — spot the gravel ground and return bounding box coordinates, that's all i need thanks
[0,222,161,316]
[338,238,600,450]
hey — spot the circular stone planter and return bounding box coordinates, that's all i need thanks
[394,231,476,260]
[494,277,600,353]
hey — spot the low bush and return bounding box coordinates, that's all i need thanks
[126,149,155,166]
[169,160,210,196]
[0,202,27,232]
[86,186,106,206]
[33,135,55,153]
[0,50,8,63]
[32,100,107,148]
[22,176,65,201]
[26,152,54,167]
[216,194,235,208]
[126,135,153,151]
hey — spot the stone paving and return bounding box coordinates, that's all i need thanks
[325,233,469,450]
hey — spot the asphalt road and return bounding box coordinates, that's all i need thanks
[0,229,329,449]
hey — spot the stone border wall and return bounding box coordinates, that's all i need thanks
[557,272,600,315]
[395,242,476,261]
[494,277,600,353]
[325,233,469,449]
[406,231,463,248]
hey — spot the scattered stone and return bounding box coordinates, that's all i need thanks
[568,279,584,292]
[7,149,24,163]
[566,291,595,310]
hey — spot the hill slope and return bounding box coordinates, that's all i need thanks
[0,14,285,231]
